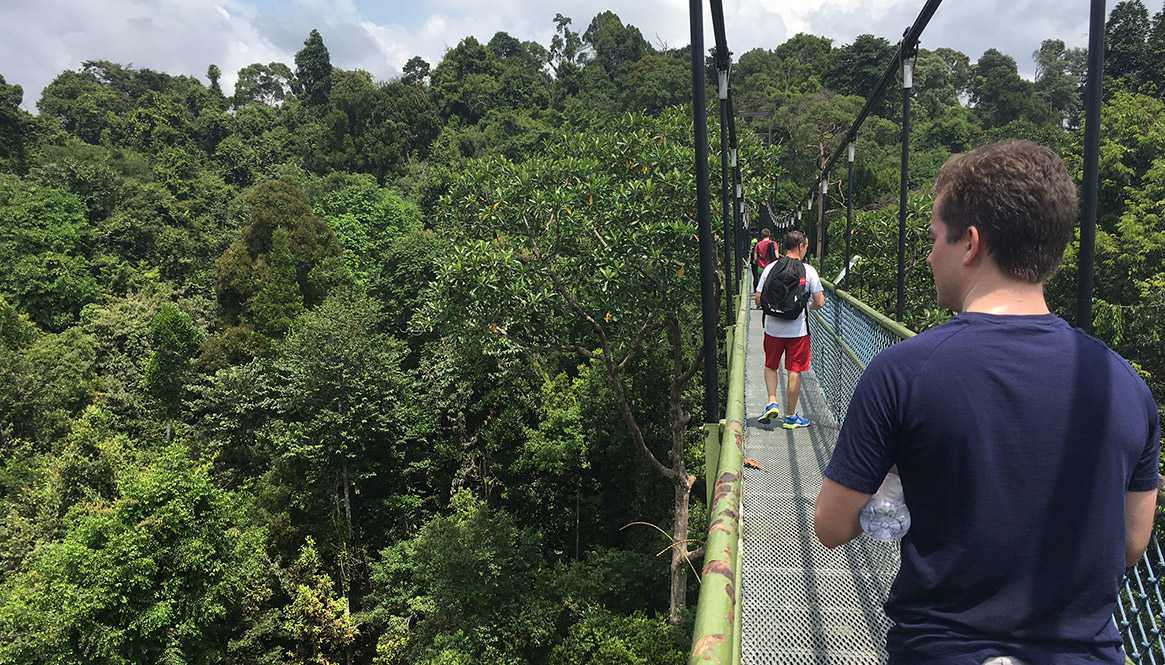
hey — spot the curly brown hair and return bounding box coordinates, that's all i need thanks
[934,139,1077,283]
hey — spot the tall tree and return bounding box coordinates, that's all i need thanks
[1033,39,1086,128]
[822,34,896,105]
[1106,0,1151,91]
[400,56,431,86]
[969,49,1056,129]
[421,108,765,624]
[295,29,334,108]
[269,289,424,624]
[205,64,224,100]
[0,75,43,174]
[231,62,294,108]
[430,37,504,124]
[1147,2,1165,98]
[215,180,343,326]
[582,11,652,77]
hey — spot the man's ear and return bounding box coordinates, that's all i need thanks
[964,225,983,266]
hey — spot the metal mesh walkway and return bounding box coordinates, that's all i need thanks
[740,305,900,665]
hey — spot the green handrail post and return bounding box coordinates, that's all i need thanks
[726,324,735,369]
[690,271,750,664]
[704,422,722,508]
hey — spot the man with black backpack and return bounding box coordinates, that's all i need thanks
[754,230,825,429]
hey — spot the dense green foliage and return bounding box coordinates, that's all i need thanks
[1,4,1163,663]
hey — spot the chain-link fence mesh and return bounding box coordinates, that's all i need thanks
[1121,535,1165,664]
[808,286,911,425]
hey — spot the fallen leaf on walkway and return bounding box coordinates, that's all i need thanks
[743,458,766,472]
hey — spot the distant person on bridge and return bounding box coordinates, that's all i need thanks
[814,140,1161,665]
[751,227,778,301]
[754,230,824,429]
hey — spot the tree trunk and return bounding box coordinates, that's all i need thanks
[342,460,353,545]
[341,460,354,665]
[669,472,695,625]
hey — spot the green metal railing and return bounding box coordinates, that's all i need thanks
[691,278,1164,664]
[691,271,749,665]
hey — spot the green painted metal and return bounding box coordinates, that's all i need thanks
[822,279,916,340]
[704,422,721,508]
[689,271,749,665]
[726,324,736,369]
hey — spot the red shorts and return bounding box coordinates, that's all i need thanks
[763,334,811,372]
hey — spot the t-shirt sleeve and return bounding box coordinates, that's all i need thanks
[806,265,824,294]
[1128,387,1162,492]
[824,353,901,494]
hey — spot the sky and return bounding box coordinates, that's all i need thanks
[0,0,1094,112]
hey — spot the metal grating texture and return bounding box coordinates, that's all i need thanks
[808,289,909,426]
[741,305,900,665]
[1120,536,1165,664]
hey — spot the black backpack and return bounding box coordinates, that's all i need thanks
[760,257,809,320]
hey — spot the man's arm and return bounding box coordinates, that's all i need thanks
[809,290,825,311]
[814,477,871,548]
[1126,489,1156,567]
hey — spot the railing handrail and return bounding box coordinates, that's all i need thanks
[821,278,915,341]
[689,270,749,665]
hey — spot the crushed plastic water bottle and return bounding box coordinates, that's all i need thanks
[860,473,911,542]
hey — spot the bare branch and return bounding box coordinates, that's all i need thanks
[590,225,611,252]
[497,329,600,360]
[685,544,706,563]
[616,313,659,373]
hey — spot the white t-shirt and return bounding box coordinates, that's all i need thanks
[755,259,823,338]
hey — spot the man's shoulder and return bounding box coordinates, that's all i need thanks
[800,262,823,289]
[866,318,967,372]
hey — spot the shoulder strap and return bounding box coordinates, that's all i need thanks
[801,262,811,327]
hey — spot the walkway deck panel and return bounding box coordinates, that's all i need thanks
[741,306,899,665]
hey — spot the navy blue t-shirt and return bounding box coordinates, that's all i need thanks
[825,312,1161,665]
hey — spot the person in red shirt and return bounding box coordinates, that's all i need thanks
[751,228,779,302]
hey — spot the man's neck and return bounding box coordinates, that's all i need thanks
[960,277,1050,315]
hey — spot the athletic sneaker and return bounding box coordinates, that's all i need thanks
[782,414,810,430]
[758,402,780,424]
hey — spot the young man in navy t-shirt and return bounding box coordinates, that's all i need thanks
[814,140,1161,665]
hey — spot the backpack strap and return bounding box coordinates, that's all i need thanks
[798,262,811,330]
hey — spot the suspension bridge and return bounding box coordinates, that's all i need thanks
[682,0,1163,661]
[688,276,1165,665]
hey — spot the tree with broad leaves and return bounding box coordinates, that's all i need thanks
[419,107,763,624]
[269,288,426,630]
[143,302,202,440]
